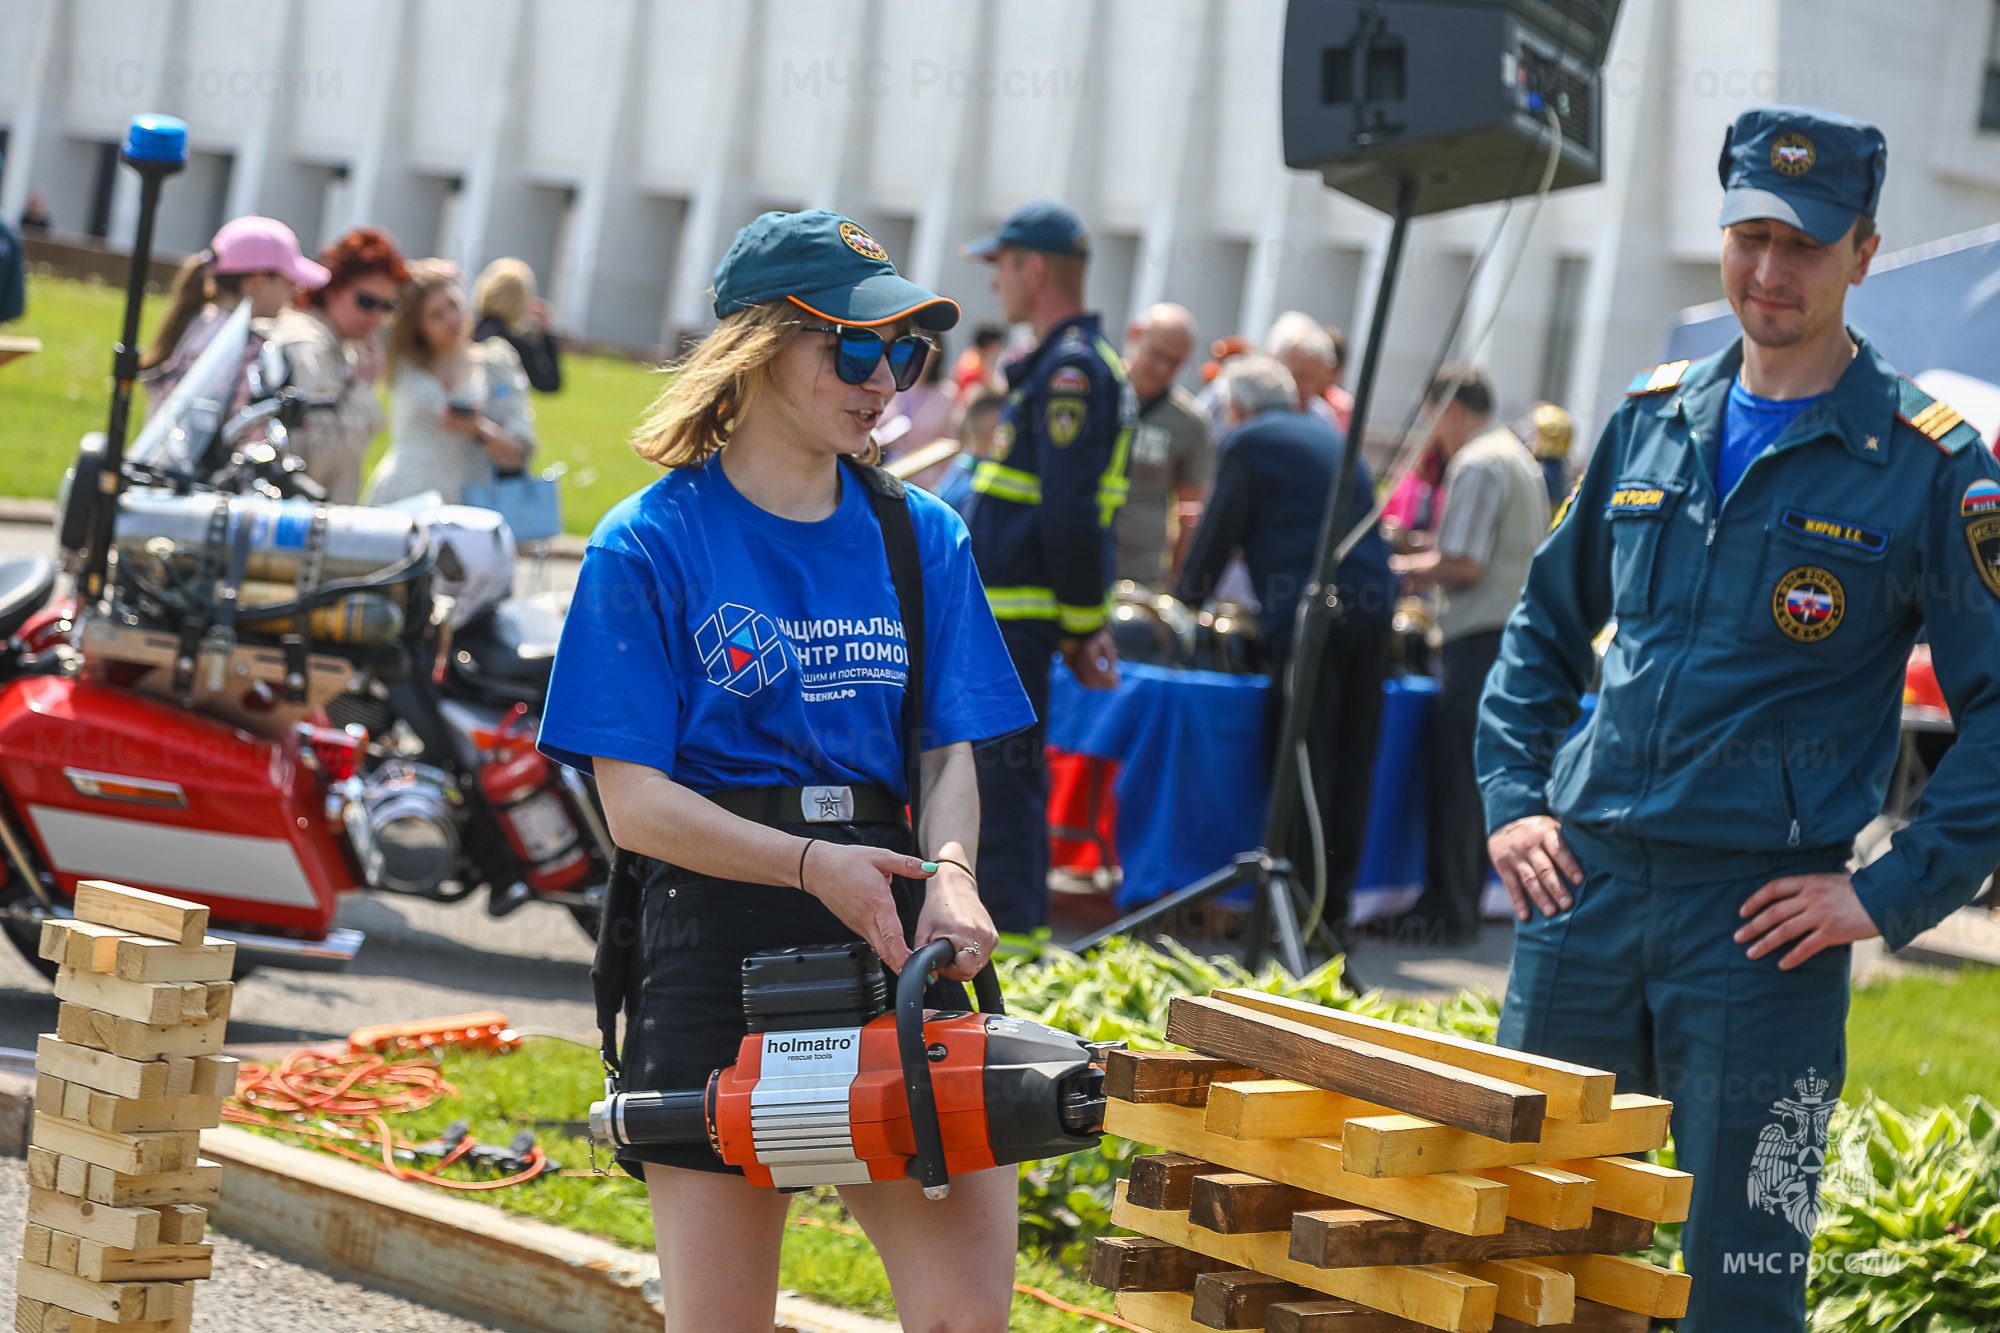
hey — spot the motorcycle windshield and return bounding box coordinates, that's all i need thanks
[127,300,255,473]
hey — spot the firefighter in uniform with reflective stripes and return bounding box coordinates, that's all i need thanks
[1479,108,2000,1332]
[962,200,1135,933]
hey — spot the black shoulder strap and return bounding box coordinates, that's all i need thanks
[591,844,643,1083]
[845,460,925,838]
[845,461,1005,1015]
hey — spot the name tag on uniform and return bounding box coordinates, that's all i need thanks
[1605,484,1670,516]
[1779,507,1888,554]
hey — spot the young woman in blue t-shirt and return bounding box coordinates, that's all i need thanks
[540,211,1035,1332]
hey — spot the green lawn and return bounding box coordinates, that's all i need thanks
[1844,963,2000,1110]
[1,273,666,535]
[220,960,2000,1331]
[235,1036,1127,1331]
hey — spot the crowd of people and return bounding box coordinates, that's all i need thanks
[862,219,1580,951]
[121,215,562,509]
[8,183,1584,951]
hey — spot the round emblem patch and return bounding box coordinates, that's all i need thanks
[1772,566,1844,641]
[838,221,888,261]
[1771,133,1815,177]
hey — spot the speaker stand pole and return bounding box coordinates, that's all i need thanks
[1070,175,1419,972]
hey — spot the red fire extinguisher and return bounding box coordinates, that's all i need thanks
[479,704,591,892]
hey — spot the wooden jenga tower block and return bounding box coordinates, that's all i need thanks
[13,882,238,1333]
[1090,991,1695,1332]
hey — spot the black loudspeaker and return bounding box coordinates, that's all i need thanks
[1282,0,1622,216]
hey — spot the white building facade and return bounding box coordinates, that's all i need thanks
[5,0,2000,453]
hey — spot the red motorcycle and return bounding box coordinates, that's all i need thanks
[0,114,609,981]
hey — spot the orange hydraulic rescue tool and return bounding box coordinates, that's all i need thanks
[591,939,1114,1197]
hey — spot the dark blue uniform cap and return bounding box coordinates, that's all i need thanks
[963,199,1090,259]
[1717,105,1886,246]
[712,209,959,330]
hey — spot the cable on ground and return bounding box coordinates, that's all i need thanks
[224,1047,550,1191]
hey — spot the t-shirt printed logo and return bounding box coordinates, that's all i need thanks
[695,602,789,697]
[777,615,909,703]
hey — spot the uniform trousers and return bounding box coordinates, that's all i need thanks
[973,621,1058,933]
[1498,866,1851,1333]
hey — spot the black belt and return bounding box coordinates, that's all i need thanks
[706,784,905,827]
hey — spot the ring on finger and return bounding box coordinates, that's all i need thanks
[958,942,982,956]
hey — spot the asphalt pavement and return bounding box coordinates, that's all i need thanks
[0,1154,509,1332]
[0,889,598,1054]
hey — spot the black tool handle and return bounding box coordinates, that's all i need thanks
[897,938,958,1199]
[971,963,1005,1016]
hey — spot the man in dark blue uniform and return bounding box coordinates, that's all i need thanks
[962,200,1134,933]
[1479,107,2000,1331]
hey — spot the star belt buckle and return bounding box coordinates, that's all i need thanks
[802,785,855,823]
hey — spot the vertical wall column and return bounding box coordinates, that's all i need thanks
[221,0,302,224]
[0,0,71,223]
[338,0,416,241]
[106,0,187,250]
[549,0,642,340]
[1569,0,1674,451]
[447,0,528,280]
[806,0,880,221]
[664,0,765,348]
[1050,0,1107,220]
[1240,170,1325,343]
[906,0,992,308]
[1129,0,1224,320]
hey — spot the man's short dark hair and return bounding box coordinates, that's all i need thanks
[972,323,1005,350]
[1851,213,1876,248]
[1426,364,1495,418]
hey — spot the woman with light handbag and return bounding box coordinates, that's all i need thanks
[364,262,548,535]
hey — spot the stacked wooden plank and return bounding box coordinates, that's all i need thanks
[1090,990,1692,1333]
[13,883,238,1333]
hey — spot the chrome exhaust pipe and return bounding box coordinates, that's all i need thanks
[0,898,363,973]
[205,925,365,973]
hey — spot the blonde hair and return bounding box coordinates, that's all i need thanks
[386,264,465,377]
[473,257,535,330]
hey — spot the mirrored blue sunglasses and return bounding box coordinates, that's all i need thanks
[801,323,936,391]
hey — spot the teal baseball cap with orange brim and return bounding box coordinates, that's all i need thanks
[712,210,959,330]
[1717,106,1887,246]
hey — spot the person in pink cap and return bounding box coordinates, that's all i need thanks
[140,214,329,417]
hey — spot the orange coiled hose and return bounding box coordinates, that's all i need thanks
[224,1049,548,1191]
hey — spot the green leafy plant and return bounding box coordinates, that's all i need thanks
[1807,1096,2000,1332]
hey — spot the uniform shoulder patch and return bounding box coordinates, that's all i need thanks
[1625,360,1690,395]
[1046,394,1087,447]
[1897,377,1980,452]
[1047,365,1090,395]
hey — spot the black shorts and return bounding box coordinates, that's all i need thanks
[615,820,970,1179]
